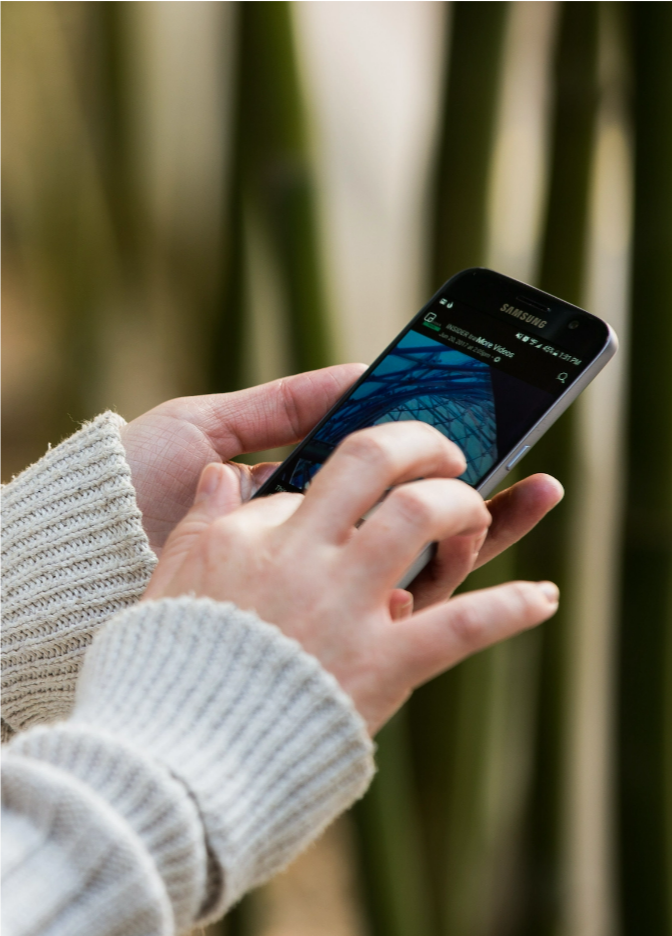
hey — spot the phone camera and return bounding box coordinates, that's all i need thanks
[568,320,580,329]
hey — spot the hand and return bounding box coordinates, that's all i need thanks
[119,363,562,577]
[119,364,367,554]
[143,421,559,735]
[407,472,565,612]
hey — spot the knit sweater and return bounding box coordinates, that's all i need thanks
[1,413,375,936]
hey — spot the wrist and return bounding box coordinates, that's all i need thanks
[71,596,375,920]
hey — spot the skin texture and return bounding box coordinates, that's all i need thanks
[142,419,561,735]
[119,365,370,554]
[120,364,565,617]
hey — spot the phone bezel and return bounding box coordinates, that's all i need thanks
[254,267,618,504]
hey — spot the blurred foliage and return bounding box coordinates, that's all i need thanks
[430,2,509,286]
[409,7,520,936]
[515,5,600,933]
[214,2,332,395]
[3,3,672,936]
[617,5,672,933]
[2,2,223,476]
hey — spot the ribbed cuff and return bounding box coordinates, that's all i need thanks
[2,412,157,731]
[9,725,207,933]
[2,754,173,936]
[71,597,375,922]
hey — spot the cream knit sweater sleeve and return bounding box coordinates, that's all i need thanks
[2,420,375,936]
[2,412,158,737]
[3,598,374,936]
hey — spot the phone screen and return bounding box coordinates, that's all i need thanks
[259,295,593,495]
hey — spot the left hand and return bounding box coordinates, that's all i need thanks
[120,364,367,554]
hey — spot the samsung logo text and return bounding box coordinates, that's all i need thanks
[500,303,547,329]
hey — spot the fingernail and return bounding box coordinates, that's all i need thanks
[552,479,565,500]
[537,581,559,604]
[472,530,488,557]
[195,463,223,503]
[390,591,414,621]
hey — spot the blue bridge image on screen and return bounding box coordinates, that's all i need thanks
[288,330,498,490]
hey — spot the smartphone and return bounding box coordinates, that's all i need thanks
[254,268,618,587]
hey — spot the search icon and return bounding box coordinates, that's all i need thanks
[556,372,568,383]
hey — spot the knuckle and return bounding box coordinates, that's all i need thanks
[389,484,433,527]
[202,516,241,553]
[411,421,458,455]
[509,580,537,615]
[277,377,303,440]
[268,491,304,509]
[453,481,491,524]
[340,430,395,471]
[450,603,487,650]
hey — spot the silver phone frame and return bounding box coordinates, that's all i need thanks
[396,323,619,589]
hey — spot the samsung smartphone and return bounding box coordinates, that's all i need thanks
[254,268,618,587]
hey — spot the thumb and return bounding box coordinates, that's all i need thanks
[143,463,240,598]
[192,462,242,518]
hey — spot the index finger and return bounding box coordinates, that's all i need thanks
[288,421,467,542]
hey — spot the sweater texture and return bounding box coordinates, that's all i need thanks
[1,414,375,936]
[2,412,158,736]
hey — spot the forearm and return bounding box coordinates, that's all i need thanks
[2,597,374,936]
[2,412,157,733]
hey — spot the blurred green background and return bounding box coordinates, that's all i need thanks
[2,3,671,935]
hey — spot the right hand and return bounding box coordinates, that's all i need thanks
[143,421,559,735]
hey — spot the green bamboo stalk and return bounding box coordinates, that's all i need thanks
[432,557,527,936]
[353,7,510,933]
[353,712,435,936]
[211,1,331,396]
[514,5,599,934]
[1,3,121,438]
[430,2,508,288]
[407,6,512,935]
[213,5,334,931]
[253,3,332,374]
[617,6,672,933]
[412,553,543,936]
[94,2,143,281]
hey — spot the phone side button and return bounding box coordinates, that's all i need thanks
[506,445,530,471]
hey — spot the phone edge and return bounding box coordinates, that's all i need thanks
[399,322,619,588]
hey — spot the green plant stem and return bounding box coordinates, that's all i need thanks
[514,5,599,934]
[354,712,435,936]
[212,5,332,917]
[407,6,512,935]
[430,2,508,288]
[617,6,672,933]
[211,2,331,394]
